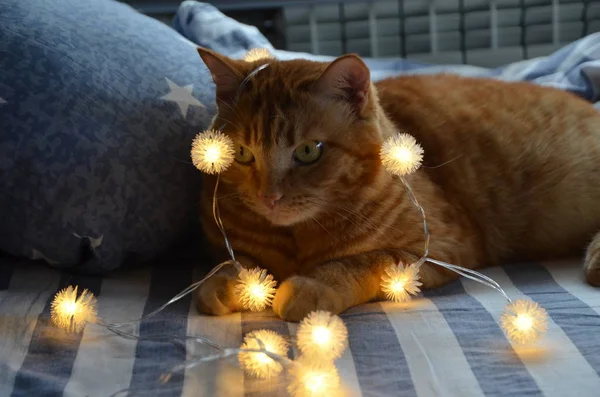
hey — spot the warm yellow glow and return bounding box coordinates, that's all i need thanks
[190,129,235,174]
[243,48,273,62]
[238,329,289,379]
[297,311,348,360]
[204,145,222,164]
[63,301,78,315]
[235,267,277,312]
[391,280,406,293]
[515,314,533,331]
[250,284,266,299]
[380,133,424,176]
[312,326,331,345]
[287,358,340,397]
[51,286,98,333]
[392,147,413,163]
[501,299,549,344]
[380,262,422,303]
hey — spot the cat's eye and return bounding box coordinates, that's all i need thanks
[294,141,323,165]
[235,144,255,164]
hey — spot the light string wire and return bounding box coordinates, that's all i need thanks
[100,63,273,332]
[97,63,282,395]
[399,176,512,303]
[213,175,240,269]
[400,176,429,268]
[142,63,286,384]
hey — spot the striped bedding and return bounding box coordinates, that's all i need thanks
[1,258,599,396]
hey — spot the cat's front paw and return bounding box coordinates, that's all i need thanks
[195,266,241,316]
[272,276,345,322]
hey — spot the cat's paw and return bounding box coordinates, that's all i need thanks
[272,276,345,322]
[195,266,241,316]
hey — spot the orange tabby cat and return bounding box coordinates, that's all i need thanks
[194,47,600,321]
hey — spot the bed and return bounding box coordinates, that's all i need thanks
[2,1,600,396]
[2,257,600,396]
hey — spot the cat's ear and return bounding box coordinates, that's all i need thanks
[197,47,242,103]
[313,54,371,115]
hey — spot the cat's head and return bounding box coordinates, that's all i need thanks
[198,48,391,226]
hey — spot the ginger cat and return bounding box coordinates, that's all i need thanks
[194,47,600,322]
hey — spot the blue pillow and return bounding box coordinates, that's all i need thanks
[0,0,215,273]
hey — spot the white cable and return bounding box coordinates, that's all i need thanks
[399,177,512,303]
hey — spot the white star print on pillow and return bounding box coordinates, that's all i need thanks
[160,78,205,118]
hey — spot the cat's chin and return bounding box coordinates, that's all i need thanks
[255,207,313,227]
[243,200,316,226]
[263,211,307,227]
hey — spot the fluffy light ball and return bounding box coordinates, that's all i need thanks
[190,129,235,174]
[235,267,277,312]
[243,48,273,62]
[287,357,340,397]
[238,329,289,379]
[380,262,422,303]
[51,286,98,333]
[501,299,549,344]
[380,133,424,176]
[297,311,348,361]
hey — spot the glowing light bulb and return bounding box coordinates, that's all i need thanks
[515,314,533,330]
[501,299,548,344]
[51,286,98,333]
[238,329,289,379]
[297,311,348,361]
[235,267,277,312]
[380,133,424,176]
[204,145,221,164]
[244,48,273,62]
[190,129,235,174]
[312,326,331,345]
[380,262,422,303]
[393,147,412,163]
[287,358,340,397]
[64,301,77,315]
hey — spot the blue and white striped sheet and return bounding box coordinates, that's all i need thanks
[1,258,599,396]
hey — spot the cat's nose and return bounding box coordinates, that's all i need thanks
[258,192,282,209]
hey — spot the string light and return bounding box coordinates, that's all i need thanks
[49,66,557,397]
[235,267,277,312]
[243,48,273,62]
[297,311,348,361]
[380,132,424,176]
[501,299,549,344]
[287,357,340,397]
[380,262,422,303]
[238,329,289,379]
[190,129,235,174]
[378,132,549,343]
[51,286,98,333]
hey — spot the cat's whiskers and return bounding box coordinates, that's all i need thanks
[215,116,244,131]
[312,198,390,233]
[309,198,382,237]
[216,98,243,119]
[310,216,335,238]
[331,201,410,237]
[423,154,464,169]
[311,199,403,245]
[331,209,399,245]
[217,193,240,201]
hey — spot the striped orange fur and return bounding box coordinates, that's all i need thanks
[195,48,600,321]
